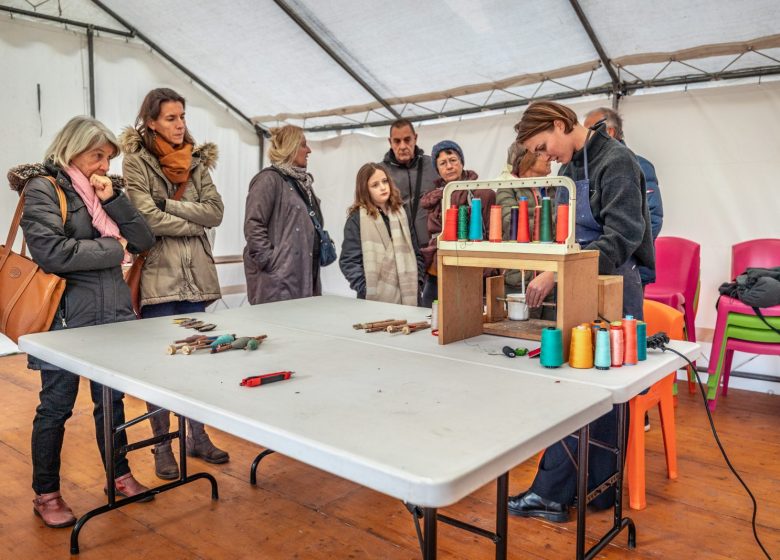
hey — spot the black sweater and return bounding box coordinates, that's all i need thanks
[560,124,655,274]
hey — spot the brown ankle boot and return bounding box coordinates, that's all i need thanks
[33,491,77,528]
[151,444,180,480]
[107,473,154,502]
[186,420,229,464]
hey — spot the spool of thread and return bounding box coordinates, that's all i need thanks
[594,328,611,370]
[442,205,458,241]
[610,322,624,367]
[540,327,564,368]
[509,207,519,240]
[569,324,594,369]
[556,203,569,243]
[533,205,541,241]
[591,320,607,345]
[488,205,503,242]
[622,315,638,365]
[637,321,647,361]
[457,205,469,240]
[539,197,553,243]
[431,300,439,331]
[210,334,235,348]
[468,197,483,240]
[517,197,530,242]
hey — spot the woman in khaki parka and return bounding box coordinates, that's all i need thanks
[121,88,229,480]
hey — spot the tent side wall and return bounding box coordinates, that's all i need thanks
[0,17,259,270]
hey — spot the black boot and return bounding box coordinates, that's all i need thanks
[186,420,229,464]
[147,403,179,480]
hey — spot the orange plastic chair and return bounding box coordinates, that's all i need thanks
[626,300,684,510]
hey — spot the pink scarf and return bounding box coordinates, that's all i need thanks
[65,165,129,262]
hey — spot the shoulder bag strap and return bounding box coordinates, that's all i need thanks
[12,176,67,259]
[269,168,325,234]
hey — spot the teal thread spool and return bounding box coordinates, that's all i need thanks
[210,334,235,348]
[539,196,553,243]
[637,321,647,361]
[540,327,564,368]
[457,205,469,240]
[468,197,483,240]
[594,328,611,370]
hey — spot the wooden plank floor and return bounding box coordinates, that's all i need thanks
[1,352,778,559]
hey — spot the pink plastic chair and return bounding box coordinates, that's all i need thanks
[707,239,780,410]
[645,237,700,393]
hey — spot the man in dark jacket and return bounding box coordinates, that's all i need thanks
[584,107,663,284]
[381,119,438,246]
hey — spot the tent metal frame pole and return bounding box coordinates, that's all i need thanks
[303,62,780,133]
[0,4,133,37]
[87,26,96,117]
[89,0,269,137]
[272,0,401,120]
[568,0,623,108]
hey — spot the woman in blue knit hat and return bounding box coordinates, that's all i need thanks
[419,140,495,307]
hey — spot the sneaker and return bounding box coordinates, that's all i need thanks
[644,413,651,432]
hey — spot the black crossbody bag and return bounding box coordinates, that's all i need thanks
[271,169,337,267]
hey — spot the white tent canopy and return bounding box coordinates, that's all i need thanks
[2,0,779,130]
[1,1,779,376]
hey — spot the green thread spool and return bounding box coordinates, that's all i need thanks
[540,327,564,368]
[245,338,260,351]
[539,196,553,243]
[457,205,469,240]
[637,321,647,361]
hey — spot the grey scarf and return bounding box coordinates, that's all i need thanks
[273,163,314,205]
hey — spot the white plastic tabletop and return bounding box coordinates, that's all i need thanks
[226,296,702,404]
[19,311,612,508]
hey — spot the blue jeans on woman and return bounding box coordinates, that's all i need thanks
[32,370,129,494]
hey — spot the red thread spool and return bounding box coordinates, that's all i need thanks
[610,322,624,367]
[488,205,502,242]
[622,316,638,365]
[442,205,458,241]
[556,203,569,243]
[533,206,541,241]
[517,197,530,242]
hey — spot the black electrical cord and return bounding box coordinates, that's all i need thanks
[653,335,773,560]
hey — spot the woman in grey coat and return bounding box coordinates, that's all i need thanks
[8,116,155,528]
[244,125,324,303]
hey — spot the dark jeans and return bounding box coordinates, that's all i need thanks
[527,258,644,508]
[421,274,438,308]
[32,369,129,494]
[141,301,207,438]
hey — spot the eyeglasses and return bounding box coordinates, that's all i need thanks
[437,157,461,168]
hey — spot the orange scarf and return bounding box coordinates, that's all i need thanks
[153,136,193,186]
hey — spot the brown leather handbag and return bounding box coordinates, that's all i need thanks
[124,181,189,318]
[0,178,67,343]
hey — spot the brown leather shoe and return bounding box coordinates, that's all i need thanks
[107,473,154,502]
[33,491,77,528]
[152,445,180,480]
[186,434,229,464]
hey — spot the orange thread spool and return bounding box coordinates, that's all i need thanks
[533,206,541,242]
[622,316,638,365]
[442,205,458,241]
[488,205,503,242]
[517,197,530,242]
[569,324,594,369]
[610,321,624,367]
[556,203,569,243]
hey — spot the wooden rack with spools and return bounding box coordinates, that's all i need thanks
[435,176,622,359]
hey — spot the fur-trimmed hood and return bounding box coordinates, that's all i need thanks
[7,162,124,193]
[118,127,218,170]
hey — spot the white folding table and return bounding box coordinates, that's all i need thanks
[214,295,701,558]
[20,308,614,559]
